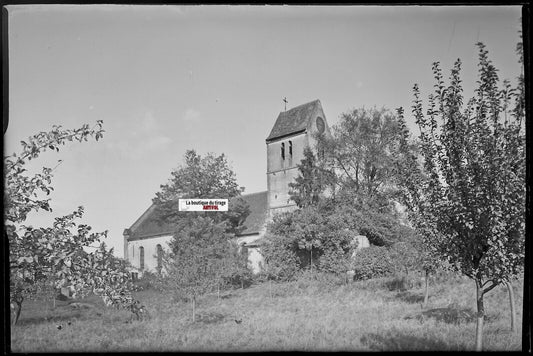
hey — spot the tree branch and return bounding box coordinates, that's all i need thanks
[483,281,499,295]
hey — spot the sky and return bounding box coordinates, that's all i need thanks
[5,5,523,258]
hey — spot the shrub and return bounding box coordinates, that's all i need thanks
[134,271,159,291]
[260,233,300,282]
[352,246,395,280]
[384,274,416,291]
[262,207,355,278]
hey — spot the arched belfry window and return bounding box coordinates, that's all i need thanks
[156,244,163,271]
[289,141,293,157]
[281,142,285,160]
[316,117,325,134]
[139,246,145,270]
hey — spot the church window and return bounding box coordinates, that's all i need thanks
[139,246,145,270]
[289,141,293,157]
[156,244,163,271]
[281,142,285,160]
[316,117,325,134]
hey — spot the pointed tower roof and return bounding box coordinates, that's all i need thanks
[266,99,324,142]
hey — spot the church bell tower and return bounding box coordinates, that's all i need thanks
[265,99,331,217]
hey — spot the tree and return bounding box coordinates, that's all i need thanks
[289,146,334,208]
[319,107,409,206]
[153,149,249,235]
[162,216,246,322]
[152,150,251,321]
[398,43,525,350]
[5,122,138,325]
[263,205,355,277]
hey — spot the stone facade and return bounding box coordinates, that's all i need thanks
[125,234,171,274]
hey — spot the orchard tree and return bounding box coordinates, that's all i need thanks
[398,42,525,350]
[5,122,139,324]
[162,216,246,322]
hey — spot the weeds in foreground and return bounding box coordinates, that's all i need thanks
[10,276,523,352]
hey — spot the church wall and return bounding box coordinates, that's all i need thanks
[236,231,266,274]
[127,234,172,274]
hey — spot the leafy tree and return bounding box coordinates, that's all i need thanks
[153,149,249,235]
[162,216,246,322]
[5,122,138,324]
[318,107,410,205]
[289,146,335,208]
[398,43,525,350]
[343,201,407,247]
[152,150,251,321]
[263,205,355,277]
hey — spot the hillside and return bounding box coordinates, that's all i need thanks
[10,274,523,352]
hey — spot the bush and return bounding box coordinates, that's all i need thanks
[260,233,300,282]
[352,246,395,280]
[134,271,159,291]
[385,274,415,291]
[262,207,355,278]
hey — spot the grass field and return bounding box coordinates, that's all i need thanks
[10,274,523,352]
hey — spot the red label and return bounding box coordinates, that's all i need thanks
[203,205,219,210]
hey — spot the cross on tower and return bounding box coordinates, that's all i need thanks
[283,97,288,111]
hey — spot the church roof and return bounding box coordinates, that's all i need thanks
[266,99,323,142]
[124,203,176,240]
[124,191,269,240]
[239,191,268,235]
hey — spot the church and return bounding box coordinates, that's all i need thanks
[123,99,333,276]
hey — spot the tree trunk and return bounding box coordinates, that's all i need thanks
[192,296,196,323]
[310,250,313,272]
[475,279,485,351]
[423,269,429,309]
[269,279,273,299]
[506,281,516,332]
[11,299,23,326]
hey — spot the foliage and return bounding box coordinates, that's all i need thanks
[351,246,395,280]
[263,205,356,277]
[397,42,525,350]
[5,122,137,324]
[133,271,160,291]
[219,242,253,289]
[343,201,408,247]
[289,146,335,208]
[152,149,249,235]
[317,107,414,204]
[151,150,252,320]
[259,232,300,281]
[161,216,249,321]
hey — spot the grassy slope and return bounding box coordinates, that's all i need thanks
[10,276,523,352]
